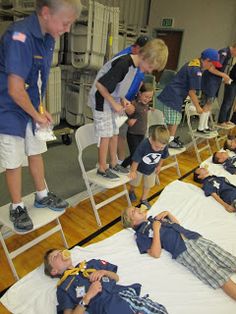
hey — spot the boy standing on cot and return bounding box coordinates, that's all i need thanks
[89,39,168,180]
[0,0,81,232]
[194,167,236,212]
[121,207,236,300]
[128,125,170,209]
[44,248,168,314]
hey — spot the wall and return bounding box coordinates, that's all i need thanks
[149,0,236,68]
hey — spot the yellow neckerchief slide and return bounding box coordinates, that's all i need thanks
[188,58,200,67]
[57,261,96,291]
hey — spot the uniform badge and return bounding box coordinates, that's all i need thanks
[196,71,202,76]
[76,286,86,298]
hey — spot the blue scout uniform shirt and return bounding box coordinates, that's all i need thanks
[157,59,202,112]
[223,155,236,174]
[132,138,169,175]
[201,175,236,205]
[56,259,141,314]
[202,47,231,97]
[115,45,145,101]
[0,13,55,138]
[134,217,201,259]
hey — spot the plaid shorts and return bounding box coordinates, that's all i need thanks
[93,109,119,140]
[159,101,182,125]
[119,287,168,314]
[176,237,236,289]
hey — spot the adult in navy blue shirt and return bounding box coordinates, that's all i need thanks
[157,49,221,149]
[44,249,168,314]
[122,208,236,300]
[128,125,169,209]
[194,167,236,212]
[0,0,81,232]
[212,151,236,174]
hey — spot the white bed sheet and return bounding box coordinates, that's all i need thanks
[1,180,236,314]
[201,151,236,186]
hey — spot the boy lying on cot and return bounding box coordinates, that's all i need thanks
[212,151,236,174]
[194,167,236,212]
[44,248,168,314]
[121,207,236,300]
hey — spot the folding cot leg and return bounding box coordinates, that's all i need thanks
[193,138,202,163]
[173,155,181,177]
[56,218,68,248]
[207,139,213,155]
[123,184,132,207]
[84,180,102,227]
[0,230,19,280]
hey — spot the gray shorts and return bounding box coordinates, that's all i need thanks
[0,122,47,169]
[176,237,236,289]
[93,109,119,142]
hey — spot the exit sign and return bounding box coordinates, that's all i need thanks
[161,18,174,28]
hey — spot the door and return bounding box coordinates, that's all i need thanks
[153,30,183,82]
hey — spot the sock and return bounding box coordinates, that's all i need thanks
[12,202,24,210]
[198,112,208,130]
[204,112,210,129]
[36,189,48,200]
[117,159,123,165]
[169,136,174,142]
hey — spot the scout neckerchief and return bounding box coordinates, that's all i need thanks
[57,260,96,291]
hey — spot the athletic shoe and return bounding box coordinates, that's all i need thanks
[174,136,184,146]
[129,191,137,202]
[140,199,151,209]
[34,192,69,211]
[97,168,120,180]
[168,139,183,149]
[109,164,129,174]
[9,205,33,232]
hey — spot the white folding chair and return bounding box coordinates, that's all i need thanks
[75,123,131,227]
[0,164,68,280]
[185,101,220,163]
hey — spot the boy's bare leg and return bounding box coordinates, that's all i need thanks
[141,187,150,201]
[167,124,178,137]
[98,137,110,172]
[28,154,46,191]
[117,135,126,162]
[109,134,118,167]
[222,279,236,300]
[5,167,22,203]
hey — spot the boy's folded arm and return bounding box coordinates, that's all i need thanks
[147,221,162,258]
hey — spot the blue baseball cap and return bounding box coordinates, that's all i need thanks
[201,48,222,68]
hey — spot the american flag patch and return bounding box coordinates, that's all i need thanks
[100,260,107,265]
[12,32,26,43]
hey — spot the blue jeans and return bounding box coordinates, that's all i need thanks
[218,83,236,123]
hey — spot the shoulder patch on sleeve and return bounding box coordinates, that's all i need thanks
[188,58,200,67]
[12,32,26,43]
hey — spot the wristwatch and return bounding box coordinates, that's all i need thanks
[79,299,89,309]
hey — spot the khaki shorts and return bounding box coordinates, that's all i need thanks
[0,122,47,169]
[130,171,156,189]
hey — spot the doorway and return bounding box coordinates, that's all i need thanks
[154,29,183,82]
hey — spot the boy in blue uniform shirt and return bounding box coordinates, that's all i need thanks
[44,248,168,314]
[0,0,81,232]
[128,125,169,208]
[194,167,236,212]
[122,208,236,300]
[157,48,222,148]
[212,151,236,174]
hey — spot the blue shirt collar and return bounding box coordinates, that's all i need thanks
[28,13,45,39]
